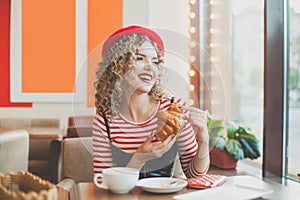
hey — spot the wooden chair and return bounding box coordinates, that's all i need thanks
[0,118,61,183]
[66,116,94,138]
[56,137,93,200]
[0,129,29,173]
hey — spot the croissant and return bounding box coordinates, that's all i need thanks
[155,102,185,141]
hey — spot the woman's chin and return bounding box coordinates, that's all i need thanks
[136,85,154,94]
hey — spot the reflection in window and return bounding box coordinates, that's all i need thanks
[288,0,300,181]
[198,0,264,164]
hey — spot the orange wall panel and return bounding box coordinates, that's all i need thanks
[87,0,123,107]
[22,0,75,93]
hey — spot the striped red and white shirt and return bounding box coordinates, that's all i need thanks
[92,97,208,180]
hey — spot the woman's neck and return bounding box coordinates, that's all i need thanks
[120,93,158,123]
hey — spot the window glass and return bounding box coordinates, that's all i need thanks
[288,0,300,180]
[231,0,264,162]
[200,0,264,163]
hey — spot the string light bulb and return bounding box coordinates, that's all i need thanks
[210,14,219,20]
[189,55,196,62]
[189,0,196,5]
[189,26,196,34]
[188,69,196,77]
[209,43,219,48]
[189,12,196,19]
[189,41,196,48]
[211,86,219,91]
[210,70,218,76]
[210,57,219,62]
[188,84,195,91]
[209,0,219,5]
[188,99,194,106]
[209,28,219,34]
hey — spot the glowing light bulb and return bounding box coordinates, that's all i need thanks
[209,43,219,48]
[190,26,196,34]
[210,70,217,76]
[188,99,194,106]
[210,14,219,19]
[190,41,196,48]
[209,28,219,34]
[209,0,219,5]
[189,69,196,77]
[189,12,196,19]
[189,0,196,5]
[190,55,196,62]
[188,84,195,91]
[210,57,219,62]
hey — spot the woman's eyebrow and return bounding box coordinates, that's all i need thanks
[135,53,158,60]
[135,53,146,57]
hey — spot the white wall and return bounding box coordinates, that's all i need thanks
[0,0,190,130]
[124,0,191,102]
[148,0,191,102]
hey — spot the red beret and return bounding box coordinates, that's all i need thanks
[101,25,164,57]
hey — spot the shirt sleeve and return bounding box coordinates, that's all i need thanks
[174,98,209,178]
[92,114,113,183]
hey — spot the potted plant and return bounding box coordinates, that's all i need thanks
[207,114,261,169]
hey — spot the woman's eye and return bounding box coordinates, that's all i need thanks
[136,56,143,61]
[153,61,159,65]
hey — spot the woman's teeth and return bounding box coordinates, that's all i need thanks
[139,74,152,82]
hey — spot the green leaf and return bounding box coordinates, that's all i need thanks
[237,126,252,135]
[225,139,244,160]
[226,121,238,138]
[239,137,261,159]
[240,132,258,142]
[207,113,260,160]
[207,116,224,132]
[209,127,222,138]
[210,136,226,150]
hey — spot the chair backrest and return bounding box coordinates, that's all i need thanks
[66,127,93,138]
[60,137,93,183]
[68,116,94,127]
[66,116,94,138]
[0,129,29,173]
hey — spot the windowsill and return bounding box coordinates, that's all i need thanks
[209,160,300,189]
[208,160,262,179]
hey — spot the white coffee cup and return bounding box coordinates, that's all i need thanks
[93,167,139,194]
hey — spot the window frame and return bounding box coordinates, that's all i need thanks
[190,0,291,181]
[263,0,289,180]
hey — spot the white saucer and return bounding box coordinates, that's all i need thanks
[136,177,187,193]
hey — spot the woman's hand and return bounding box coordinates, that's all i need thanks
[135,135,176,161]
[181,106,210,171]
[181,106,209,143]
[127,136,176,169]
[127,135,177,169]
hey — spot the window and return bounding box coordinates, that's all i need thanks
[191,0,299,182]
[288,0,300,181]
[193,0,264,164]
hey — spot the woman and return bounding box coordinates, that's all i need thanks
[93,25,209,182]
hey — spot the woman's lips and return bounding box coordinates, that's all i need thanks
[138,73,153,83]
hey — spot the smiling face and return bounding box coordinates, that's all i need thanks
[122,41,160,94]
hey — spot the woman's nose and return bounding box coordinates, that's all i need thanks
[144,58,154,69]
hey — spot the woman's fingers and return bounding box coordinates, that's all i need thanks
[180,105,209,142]
[144,135,155,145]
[181,106,207,117]
[181,106,207,127]
[151,135,175,153]
[136,133,178,160]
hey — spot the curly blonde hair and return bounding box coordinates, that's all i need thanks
[94,34,169,116]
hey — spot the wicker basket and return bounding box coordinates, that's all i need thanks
[0,171,58,200]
